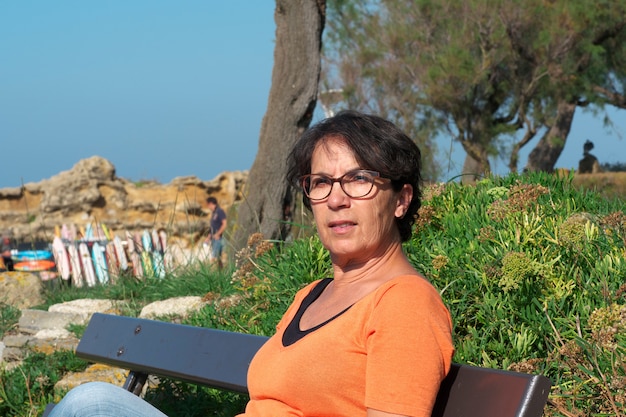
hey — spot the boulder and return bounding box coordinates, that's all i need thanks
[53,363,129,397]
[0,271,44,309]
[48,299,119,319]
[139,296,206,319]
[18,309,87,335]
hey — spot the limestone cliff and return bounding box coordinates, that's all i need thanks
[0,156,247,247]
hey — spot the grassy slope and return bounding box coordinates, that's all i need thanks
[1,171,625,416]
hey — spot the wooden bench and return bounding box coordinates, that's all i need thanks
[43,313,552,417]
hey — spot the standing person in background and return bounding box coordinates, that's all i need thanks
[204,197,227,269]
[577,139,602,174]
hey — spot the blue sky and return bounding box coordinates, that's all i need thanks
[1,1,624,189]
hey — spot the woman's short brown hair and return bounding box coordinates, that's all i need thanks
[287,110,422,242]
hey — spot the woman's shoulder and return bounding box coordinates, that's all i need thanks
[369,275,452,327]
[380,274,438,291]
[373,274,445,305]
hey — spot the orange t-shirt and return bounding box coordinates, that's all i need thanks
[238,275,454,417]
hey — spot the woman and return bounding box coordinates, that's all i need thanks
[50,110,454,417]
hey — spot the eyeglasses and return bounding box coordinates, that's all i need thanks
[300,169,388,201]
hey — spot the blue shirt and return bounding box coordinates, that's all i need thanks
[210,205,227,237]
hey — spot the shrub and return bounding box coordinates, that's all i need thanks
[601,162,626,172]
[403,172,625,415]
[221,171,626,415]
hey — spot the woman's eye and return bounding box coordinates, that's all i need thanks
[350,172,370,182]
[312,177,331,188]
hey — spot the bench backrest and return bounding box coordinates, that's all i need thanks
[432,363,551,417]
[76,313,551,417]
[76,313,266,393]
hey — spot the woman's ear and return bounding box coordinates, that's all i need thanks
[395,184,413,218]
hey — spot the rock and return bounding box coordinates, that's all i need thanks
[139,296,206,319]
[34,328,74,339]
[0,271,44,309]
[18,309,87,335]
[28,334,80,355]
[2,334,31,347]
[1,292,242,392]
[53,363,129,396]
[2,346,24,365]
[0,156,247,246]
[48,299,119,319]
[0,300,113,367]
[1,331,79,359]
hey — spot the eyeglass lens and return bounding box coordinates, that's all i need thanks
[303,170,379,200]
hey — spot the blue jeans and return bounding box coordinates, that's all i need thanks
[49,382,168,417]
[211,237,224,260]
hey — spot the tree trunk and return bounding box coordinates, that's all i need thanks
[524,100,576,173]
[231,0,326,252]
[460,154,483,184]
[459,140,491,184]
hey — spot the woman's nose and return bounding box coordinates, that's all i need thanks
[326,181,350,207]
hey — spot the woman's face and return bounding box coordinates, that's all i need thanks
[309,136,412,268]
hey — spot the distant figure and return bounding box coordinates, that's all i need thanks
[204,197,227,269]
[578,140,602,174]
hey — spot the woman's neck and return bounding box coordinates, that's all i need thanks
[331,242,417,286]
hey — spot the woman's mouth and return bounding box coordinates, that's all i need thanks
[329,221,356,232]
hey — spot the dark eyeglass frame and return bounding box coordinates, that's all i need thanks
[300,169,388,200]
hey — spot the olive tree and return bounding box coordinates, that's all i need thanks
[232,0,326,251]
[323,0,626,180]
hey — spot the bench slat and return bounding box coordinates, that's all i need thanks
[76,313,268,393]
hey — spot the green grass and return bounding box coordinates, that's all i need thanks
[0,350,89,417]
[39,263,237,316]
[0,264,237,417]
[1,171,625,416]
[0,302,21,339]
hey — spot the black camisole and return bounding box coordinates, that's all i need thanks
[282,278,352,346]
